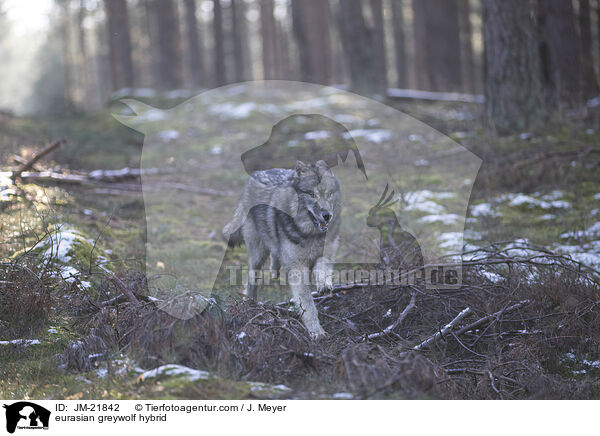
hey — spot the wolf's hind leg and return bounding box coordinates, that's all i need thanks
[269,254,281,279]
[245,240,268,301]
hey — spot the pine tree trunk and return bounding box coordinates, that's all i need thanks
[213,0,227,85]
[391,0,407,88]
[105,0,134,91]
[540,0,583,106]
[425,0,462,91]
[154,0,184,89]
[337,0,383,95]
[458,0,475,93]
[260,0,278,79]
[482,0,546,131]
[411,0,429,90]
[578,0,599,98]
[291,0,332,84]
[60,0,75,107]
[231,0,248,82]
[144,0,161,88]
[370,0,387,93]
[184,0,204,88]
[77,0,90,106]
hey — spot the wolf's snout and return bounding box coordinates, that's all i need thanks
[322,211,332,223]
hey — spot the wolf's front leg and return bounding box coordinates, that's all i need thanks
[314,257,334,293]
[314,235,339,293]
[289,266,326,340]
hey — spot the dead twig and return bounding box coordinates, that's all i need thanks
[365,290,417,340]
[11,138,66,180]
[412,307,472,351]
[454,300,531,336]
[109,275,140,307]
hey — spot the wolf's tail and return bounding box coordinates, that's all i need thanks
[222,222,244,247]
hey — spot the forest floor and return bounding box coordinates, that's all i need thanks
[1,91,600,399]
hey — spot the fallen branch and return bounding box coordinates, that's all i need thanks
[11,138,66,180]
[454,300,531,336]
[109,276,140,307]
[412,307,472,351]
[365,290,416,340]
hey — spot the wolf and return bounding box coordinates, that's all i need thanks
[223,160,341,339]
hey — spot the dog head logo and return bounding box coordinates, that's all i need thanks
[3,402,50,433]
[114,80,481,319]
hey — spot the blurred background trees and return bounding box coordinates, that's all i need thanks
[0,0,598,132]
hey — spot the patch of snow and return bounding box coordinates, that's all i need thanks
[470,203,501,218]
[165,89,194,99]
[140,364,211,382]
[304,130,331,140]
[464,229,483,240]
[210,102,257,119]
[333,114,358,124]
[210,145,223,155]
[157,129,180,143]
[237,331,246,340]
[539,190,564,201]
[538,214,556,221]
[406,200,445,215]
[344,129,392,144]
[419,214,460,225]
[594,193,600,201]
[560,222,600,240]
[587,96,600,108]
[96,368,108,379]
[508,193,571,210]
[439,232,463,249]
[47,327,58,335]
[139,109,166,122]
[332,392,354,399]
[0,339,41,346]
[481,270,503,283]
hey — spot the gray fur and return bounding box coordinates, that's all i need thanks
[223,160,341,339]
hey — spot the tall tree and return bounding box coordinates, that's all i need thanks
[370,0,387,92]
[291,0,332,84]
[183,0,204,88]
[154,0,184,89]
[458,0,476,93]
[105,0,134,91]
[213,0,227,85]
[390,0,407,88]
[412,0,462,92]
[578,0,599,98]
[143,0,161,87]
[482,0,546,131]
[411,0,429,89]
[260,0,280,79]
[77,0,91,105]
[59,0,75,107]
[337,0,385,95]
[231,0,251,82]
[539,0,582,106]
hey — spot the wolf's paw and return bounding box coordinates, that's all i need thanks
[308,325,327,341]
[316,278,333,294]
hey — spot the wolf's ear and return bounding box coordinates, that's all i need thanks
[295,160,306,174]
[315,160,330,174]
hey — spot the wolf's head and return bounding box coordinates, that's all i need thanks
[294,160,340,233]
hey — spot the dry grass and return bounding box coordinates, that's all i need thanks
[58,240,600,399]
